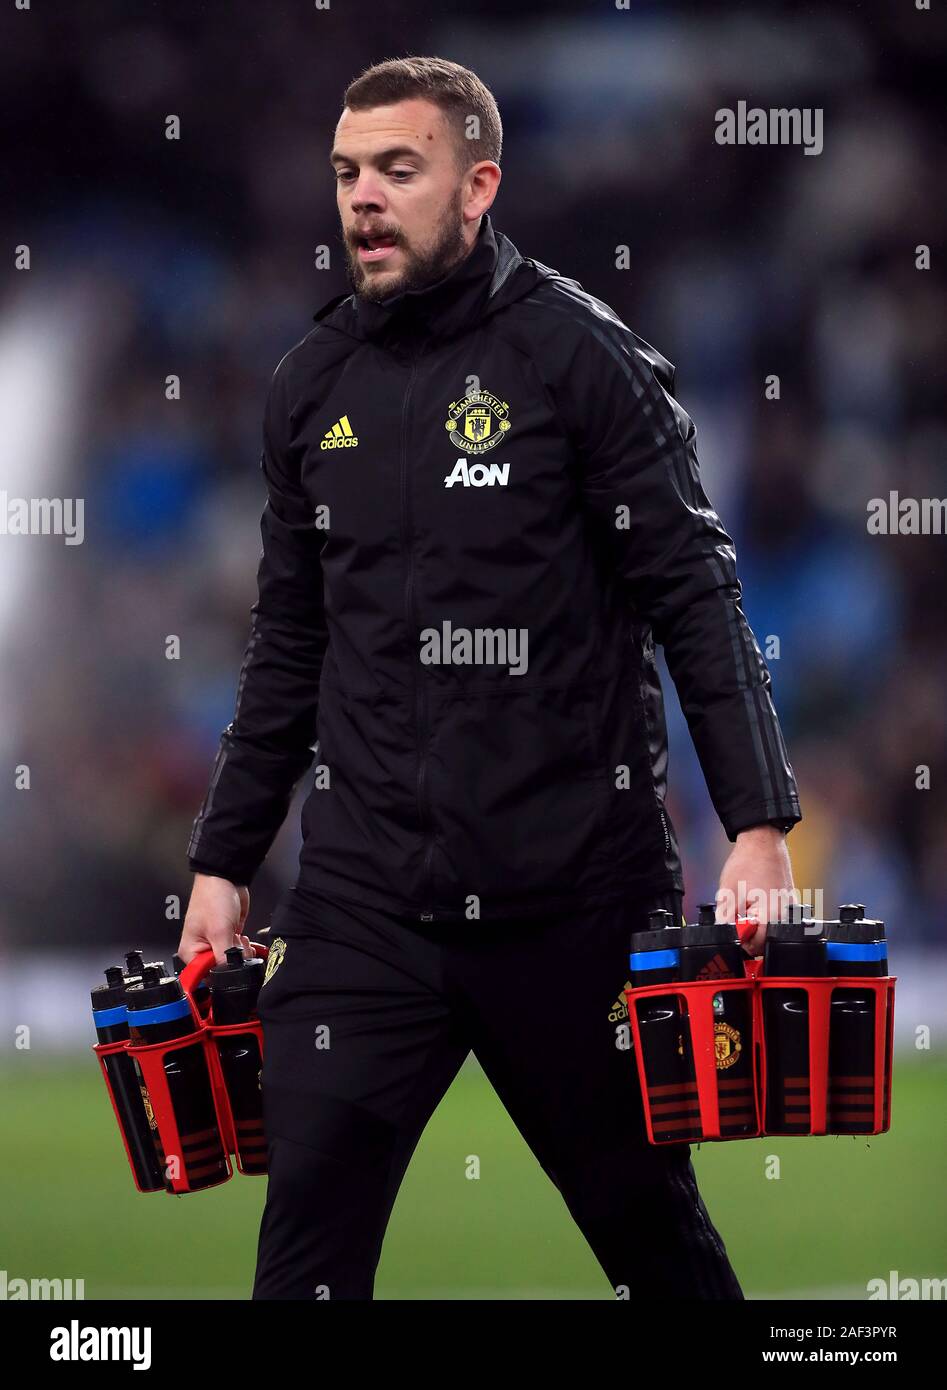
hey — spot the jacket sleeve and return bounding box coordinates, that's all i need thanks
[187,356,328,885]
[558,319,800,841]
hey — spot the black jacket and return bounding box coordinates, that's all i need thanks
[187,213,800,921]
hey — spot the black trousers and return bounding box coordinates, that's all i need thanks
[251,886,744,1301]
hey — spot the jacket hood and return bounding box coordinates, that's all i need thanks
[310,212,551,345]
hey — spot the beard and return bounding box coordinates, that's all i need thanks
[343,188,468,305]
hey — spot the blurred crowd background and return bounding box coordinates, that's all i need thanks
[1,0,944,957]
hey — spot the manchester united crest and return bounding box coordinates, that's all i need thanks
[714,1021,742,1069]
[262,936,287,987]
[444,388,511,455]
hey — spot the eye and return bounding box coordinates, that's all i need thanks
[390,169,416,181]
[335,169,356,182]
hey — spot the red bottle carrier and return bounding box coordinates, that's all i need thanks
[93,945,269,1194]
[624,923,895,1146]
[756,974,895,1137]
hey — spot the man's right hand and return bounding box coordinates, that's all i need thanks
[178,873,252,966]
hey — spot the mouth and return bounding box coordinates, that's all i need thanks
[355,232,399,264]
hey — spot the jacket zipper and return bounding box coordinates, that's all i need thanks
[399,343,436,920]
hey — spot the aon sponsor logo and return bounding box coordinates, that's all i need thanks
[444,458,510,488]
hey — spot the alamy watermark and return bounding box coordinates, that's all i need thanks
[0,492,84,544]
[867,1270,947,1300]
[716,884,824,927]
[867,492,946,535]
[1,1268,85,1299]
[420,621,528,676]
[715,101,823,156]
[50,1320,151,1369]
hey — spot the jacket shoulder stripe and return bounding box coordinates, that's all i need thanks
[524,278,675,385]
[530,284,693,511]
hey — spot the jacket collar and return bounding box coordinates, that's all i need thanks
[312,213,543,345]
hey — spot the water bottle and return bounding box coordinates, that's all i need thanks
[832,904,888,974]
[91,966,165,1192]
[849,909,892,1120]
[761,907,826,1133]
[629,909,700,1142]
[825,906,887,1133]
[208,947,267,1174]
[680,905,755,1136]
[125,966,230,1191]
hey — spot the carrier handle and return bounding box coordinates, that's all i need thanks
[735,915,759,948]
[178,943,268,1001]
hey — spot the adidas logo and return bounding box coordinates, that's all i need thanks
[607,980,634,1023]
[321,415,358,449]
[697,952,733,980]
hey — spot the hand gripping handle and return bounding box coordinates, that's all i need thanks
[178,943,268,1003]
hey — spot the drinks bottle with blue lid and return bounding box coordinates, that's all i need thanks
[830,904,887,973]
[825,907,887,1133]
[91,966,165,1192]
[125,965,229,1191]
[629,909,700,1142]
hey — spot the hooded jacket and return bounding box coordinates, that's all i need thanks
[187,212,800,921]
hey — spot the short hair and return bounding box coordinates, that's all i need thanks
[342,55,502,175]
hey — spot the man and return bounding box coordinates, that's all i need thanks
[181,56,799,1300]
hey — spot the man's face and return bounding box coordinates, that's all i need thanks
[331,98,471,303]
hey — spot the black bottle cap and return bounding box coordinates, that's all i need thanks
[125,967,186,1011]
[697,903,717,926]
[208,948,264,991]
[648,909,674,931]
[785,903,813,925]
[124,950,145,975]
[843,908,885,939]
[631,923,683,954]
[91,966,131,1010]
[631,908,683,954]
[682,919,740,949]
[767,919,818,943]
[826,920,886,946]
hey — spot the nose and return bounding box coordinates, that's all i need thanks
[349,173,386,214]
